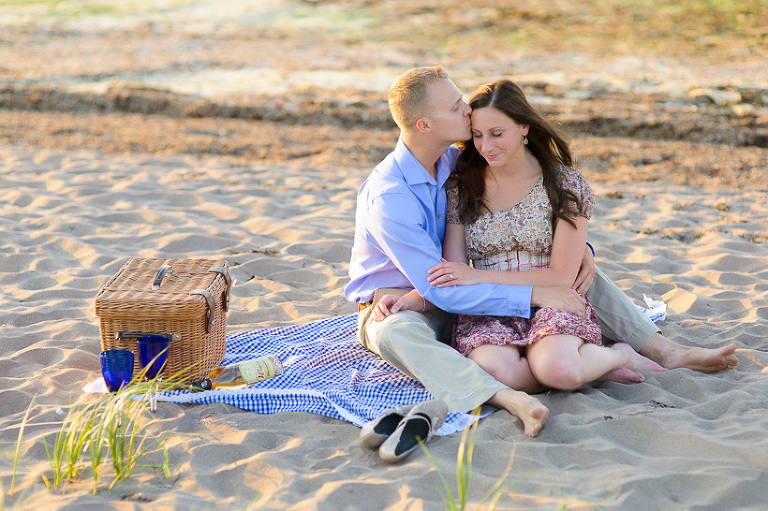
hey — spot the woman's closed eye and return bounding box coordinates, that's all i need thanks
[472,131,503,139]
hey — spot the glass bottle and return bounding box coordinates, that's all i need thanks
[191,355,283,390]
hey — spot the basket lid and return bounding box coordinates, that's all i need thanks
[94,257,229,319]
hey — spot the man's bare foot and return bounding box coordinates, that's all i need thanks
[665,344,739,372]
[487,388,549,437]
[640,334,739,373]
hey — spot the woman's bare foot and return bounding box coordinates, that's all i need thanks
[640,334,739,372]
[597,343,665,384]
[597,367,645,384]
[487,388,549,437]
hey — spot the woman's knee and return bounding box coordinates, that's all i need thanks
[467,346,505,376]
[529,350,582,390]
[468,345,538,390]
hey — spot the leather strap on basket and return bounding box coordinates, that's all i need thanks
[209,266,231,311]
[189,289,215,333]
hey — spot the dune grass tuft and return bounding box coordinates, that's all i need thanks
[14,363,198,496]
[420,408,515,511]
[421,408,602,511]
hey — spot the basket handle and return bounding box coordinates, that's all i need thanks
[117,332,179,341]
[190,289,215,333]
[153,265,172,289]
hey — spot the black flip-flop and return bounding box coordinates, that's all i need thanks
[378,399,448,463]
[359,404,415,449]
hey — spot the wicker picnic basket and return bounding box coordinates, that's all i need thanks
[94,257,231,383]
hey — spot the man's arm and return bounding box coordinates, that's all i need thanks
[368,192,532,316]
[531,287,586,318]
[374,285,586,320]
[572,244,596,294]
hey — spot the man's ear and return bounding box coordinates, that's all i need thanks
[415,117,431,134]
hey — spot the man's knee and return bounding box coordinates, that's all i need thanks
[375,312,434,352]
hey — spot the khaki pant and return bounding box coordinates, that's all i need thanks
[587,267,661,351]
[358,306,506,413]
[357,267,661,413]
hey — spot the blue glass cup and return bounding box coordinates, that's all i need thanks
[137,335,170,380]
[101,349,134,392]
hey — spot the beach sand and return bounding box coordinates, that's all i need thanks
[1,1,768,509]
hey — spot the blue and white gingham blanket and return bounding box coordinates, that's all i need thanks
[156,301,666,435]
[157,314,477,435]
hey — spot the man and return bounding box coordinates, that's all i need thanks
[345,66,737,437]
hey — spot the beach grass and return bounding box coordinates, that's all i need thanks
[420,409,604,510]
[38,383,161,494]
[10,363,198,497]
[9,396,33,499]
[420,409,516,511]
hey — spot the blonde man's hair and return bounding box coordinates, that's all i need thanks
[388,66,450,131]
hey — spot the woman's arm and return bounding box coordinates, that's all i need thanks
[372,222,468,321]
[429,216,589,288]
[442,222,470,264]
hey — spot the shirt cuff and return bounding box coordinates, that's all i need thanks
[508,285,533,318]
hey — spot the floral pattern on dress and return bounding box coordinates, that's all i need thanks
[446,166,601,356]
[447,166,595,260]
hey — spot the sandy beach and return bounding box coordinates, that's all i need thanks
[2,1,768,509]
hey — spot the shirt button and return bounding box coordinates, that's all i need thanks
[438,215,443,219]
[516,309,521,314]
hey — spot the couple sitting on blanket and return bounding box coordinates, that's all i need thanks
[345,66,738,442]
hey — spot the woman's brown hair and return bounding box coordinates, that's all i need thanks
[454,79,583,228]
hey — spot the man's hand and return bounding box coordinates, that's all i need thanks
[531,286,586,318]
[372,295,401,321]
[572,245,596,294]
[372,291,426,321]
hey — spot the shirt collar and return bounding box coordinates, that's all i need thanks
[392,136,454,188]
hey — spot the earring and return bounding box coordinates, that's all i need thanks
[523,136,528,146]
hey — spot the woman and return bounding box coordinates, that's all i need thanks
[374,79,660,393]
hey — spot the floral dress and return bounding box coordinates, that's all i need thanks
[447,166,602,356]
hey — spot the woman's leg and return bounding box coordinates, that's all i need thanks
[467,344,546,394]
[526,335,649,390]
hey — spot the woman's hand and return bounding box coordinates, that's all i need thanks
[427,258,478,287]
